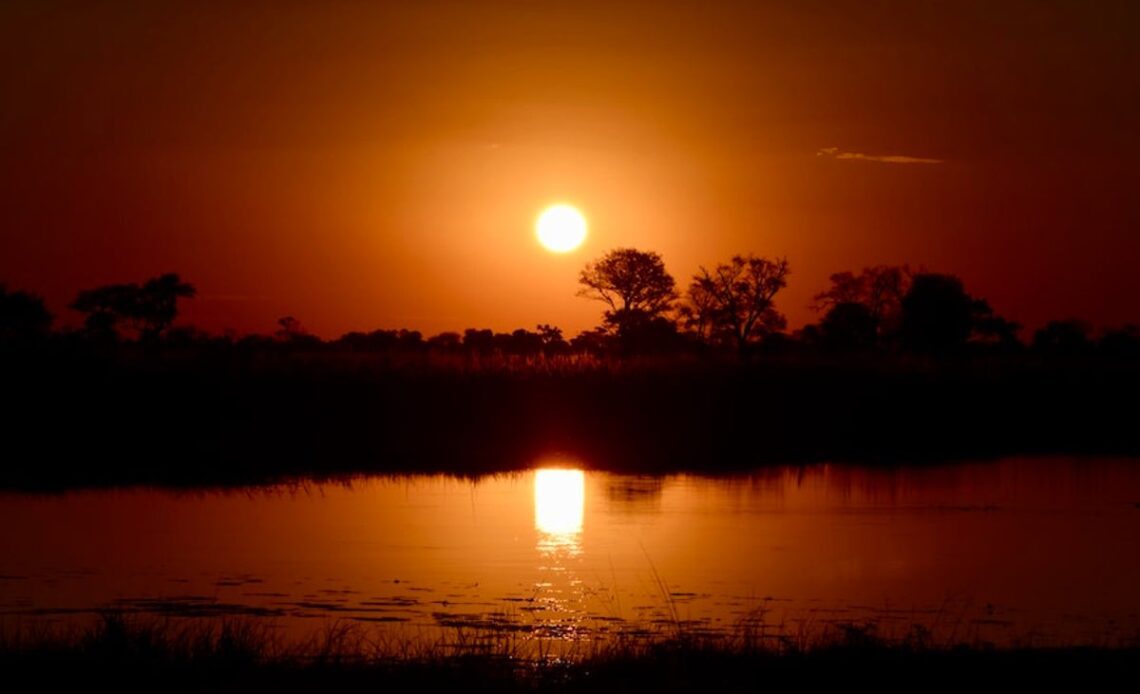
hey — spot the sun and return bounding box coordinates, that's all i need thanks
[535,204,587,253]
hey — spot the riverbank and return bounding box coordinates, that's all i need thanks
[3,348,1139,489]
[3,615,1137,692]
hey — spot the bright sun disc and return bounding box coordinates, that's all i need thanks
[535,204,587,253]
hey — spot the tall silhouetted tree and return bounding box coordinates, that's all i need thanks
[677,277,718,341]
[136,273,196,340]
[72,273,195,341]
[898,273,977,353]
[819,301,879,351]
[813,265,911,342]
[683,255,789,354]
[578,248,677,341]
[899,273,1022,353]
[0,285,53,342]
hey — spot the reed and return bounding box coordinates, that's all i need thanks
[2,611,1137,692]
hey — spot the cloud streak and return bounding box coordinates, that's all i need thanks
[817,147,943,165]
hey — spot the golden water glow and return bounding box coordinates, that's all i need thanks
[3,460,1140,651]
[535,204,588,253]
[534,468,585,552]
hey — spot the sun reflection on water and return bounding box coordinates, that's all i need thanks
[534,468,584,555]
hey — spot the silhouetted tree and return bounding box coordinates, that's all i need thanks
[427,331,462,352]
[677,277,718,341]
[970,299,1023,351]
[71,283,136,339]
[1100,325,1140,358]
[504,329,543,356]
[569,327,611,356]
[537,324,568,354]
[276,316,304,340]
[813,265,911,341]
[463,328,496,355]
[1033,319,1093,356]
[683,255,789,354]
[275,316,322,347]
[136,273,196,340]
[0,285,52,342]
[335,331,371,351]
[578,248,677,341]
[163,325,213,347]
[899,274,975,353]
[820,302,879,351]
[897,273,1020,353]
[605,308,685,354]
[334,328,424,352]
[395,329,423,351]
[794,323,823,349]
[71,273,195,341]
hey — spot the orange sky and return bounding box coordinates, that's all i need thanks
[2,1,1137,337]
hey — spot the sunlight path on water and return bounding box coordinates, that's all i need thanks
[535,468,585,554]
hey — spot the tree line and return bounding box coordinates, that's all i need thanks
[2,249,1138,358]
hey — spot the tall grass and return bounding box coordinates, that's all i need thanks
[3,611,1138,692]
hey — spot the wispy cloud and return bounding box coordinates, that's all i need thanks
[817,147,943,165]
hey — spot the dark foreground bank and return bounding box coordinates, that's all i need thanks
[3,347,1140,488]
[4,616,1138,693]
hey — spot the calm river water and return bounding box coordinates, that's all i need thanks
[2,457,1139,651]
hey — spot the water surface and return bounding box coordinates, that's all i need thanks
[2,457,1138,650]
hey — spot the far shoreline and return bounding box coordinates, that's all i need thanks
[3,347,1139,490]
